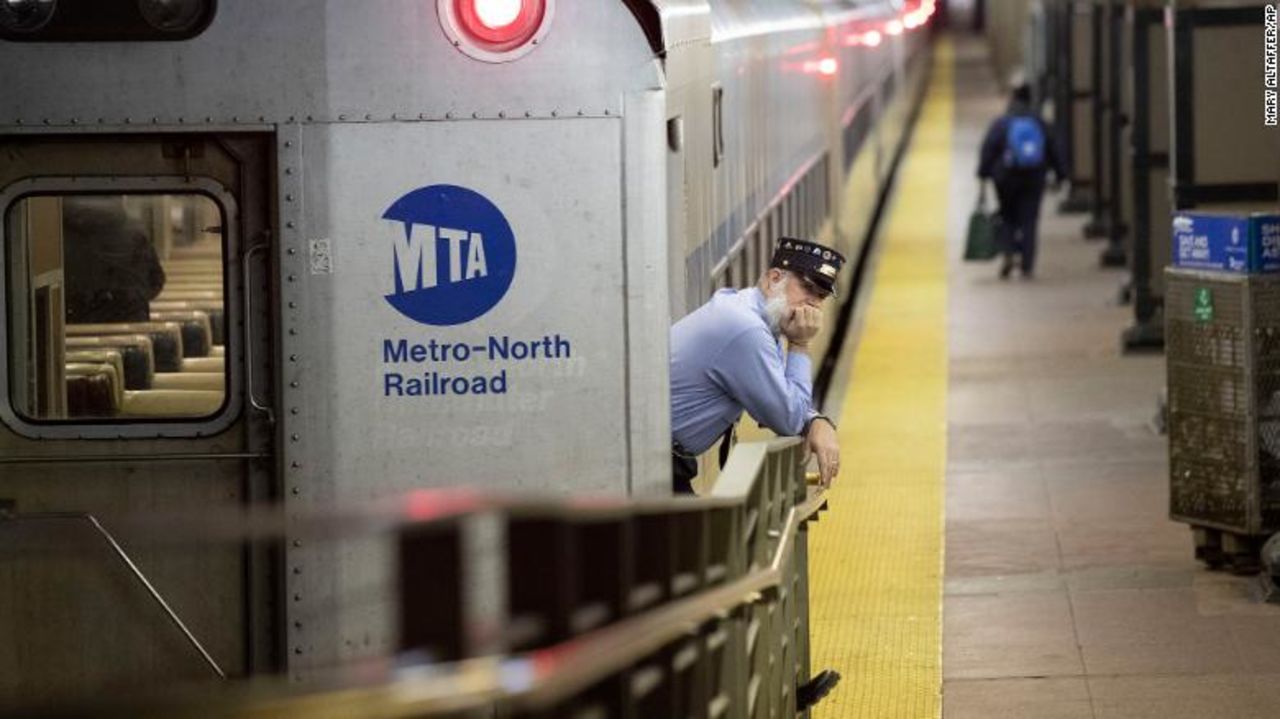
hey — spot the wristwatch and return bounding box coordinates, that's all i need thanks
[803,414,836,435]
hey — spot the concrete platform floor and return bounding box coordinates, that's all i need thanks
[941,36,1280,718]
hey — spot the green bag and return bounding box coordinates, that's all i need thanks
[963,185,1000,261]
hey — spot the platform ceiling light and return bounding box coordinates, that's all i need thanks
[802,56,838,76]
[903,0,936,29]
[137,0,209,32]
[0,0,56,33]
[439,0,555,63]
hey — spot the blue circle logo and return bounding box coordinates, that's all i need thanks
[383,185,517,326]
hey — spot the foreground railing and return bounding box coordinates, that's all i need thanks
[17,438,827,719]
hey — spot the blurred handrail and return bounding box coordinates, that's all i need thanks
[8,436,823,718]
[0,509,226,679]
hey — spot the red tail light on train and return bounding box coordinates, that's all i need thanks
[440,0,554,62]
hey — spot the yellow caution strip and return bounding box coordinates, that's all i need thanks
[809,39,952,719]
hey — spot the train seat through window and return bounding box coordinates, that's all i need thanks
[65,335,155,390]
[67,322,185,372]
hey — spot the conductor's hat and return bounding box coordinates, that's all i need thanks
[770,237,846,298]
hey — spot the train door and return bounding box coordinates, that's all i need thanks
[0,133,279,702]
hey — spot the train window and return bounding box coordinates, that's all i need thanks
[667,118,683,153]
[810,170,820,234]
[810,169,820,233]
[767,211,779,258]
[746,226,760,281]
[5,193,228,423]
[817,158,829,221]
[800,175,812,236]
[732,246,747,289]
[712,266,730,292]
[757,225,769,276]
[712,84,725,169]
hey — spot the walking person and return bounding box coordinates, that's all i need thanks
[977,82,1066,279]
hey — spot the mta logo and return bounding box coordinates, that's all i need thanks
[383,185,517,326]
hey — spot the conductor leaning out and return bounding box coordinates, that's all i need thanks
[669,237,843,495]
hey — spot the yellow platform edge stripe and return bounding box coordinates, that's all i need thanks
[809,39,952,719]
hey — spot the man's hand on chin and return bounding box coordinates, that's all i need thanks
[782,306,822,350]
[806,420,840,488]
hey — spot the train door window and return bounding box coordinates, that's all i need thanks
[5,191,230,425]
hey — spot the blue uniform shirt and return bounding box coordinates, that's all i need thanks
[670,288,815,455]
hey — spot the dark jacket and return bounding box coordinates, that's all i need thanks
[63,200,166,323]
[977,100,1066,187]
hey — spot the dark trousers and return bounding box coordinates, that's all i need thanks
[672,427,734,495]
[672,452,697,494]
[995,179,1045,274]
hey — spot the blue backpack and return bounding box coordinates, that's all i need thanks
[1003,115,1045,170]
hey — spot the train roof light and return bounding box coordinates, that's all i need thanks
[0,0,56,33]
[439,0,555,63]
[862,30,882,47]
[885,19,904,36]
[0,0,214,41]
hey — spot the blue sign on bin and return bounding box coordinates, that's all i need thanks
[1172,211,1280,274]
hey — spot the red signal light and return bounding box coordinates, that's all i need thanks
[474,0,522,28]
[441,0,554,61]
[456,0,544,49]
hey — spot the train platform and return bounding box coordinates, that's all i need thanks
[807,34,1280,719]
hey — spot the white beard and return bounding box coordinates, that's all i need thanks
[764,276,791,336]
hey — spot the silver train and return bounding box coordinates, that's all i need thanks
[0,0,931,701]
